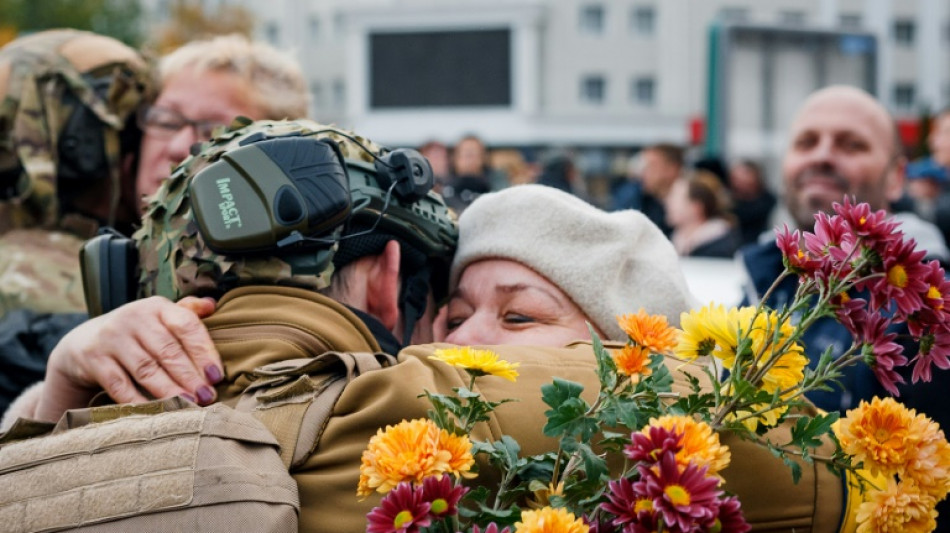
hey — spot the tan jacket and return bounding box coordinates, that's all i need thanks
[208,286,854,533]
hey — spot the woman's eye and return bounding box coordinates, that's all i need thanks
[445,316,467,330]
[503,313,535,324]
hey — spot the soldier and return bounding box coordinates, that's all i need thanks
[0,29,154,315]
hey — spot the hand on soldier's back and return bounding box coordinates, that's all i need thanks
[36,296,222,421]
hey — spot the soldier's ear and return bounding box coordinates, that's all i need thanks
[365,240,401,332]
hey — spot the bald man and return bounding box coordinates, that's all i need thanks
[740,86,949,413]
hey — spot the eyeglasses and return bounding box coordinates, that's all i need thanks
[137,105,227,140]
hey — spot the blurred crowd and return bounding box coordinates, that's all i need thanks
[433,108,950,265]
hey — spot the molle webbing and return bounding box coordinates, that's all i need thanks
[0,397,298,533]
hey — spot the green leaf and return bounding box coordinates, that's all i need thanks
[541,379,586,408]
[647,354,673,391]
[543,397,590,437]
[767,442,803,484]
[589,324,618,390]
[789,412,839,450]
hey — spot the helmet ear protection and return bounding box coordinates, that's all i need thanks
[80,229,138,317]
[80,132,438,316]
[189,136,352,256]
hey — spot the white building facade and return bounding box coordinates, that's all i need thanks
[143,0,950,171]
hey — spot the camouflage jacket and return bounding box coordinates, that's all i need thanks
[0,228,86,315]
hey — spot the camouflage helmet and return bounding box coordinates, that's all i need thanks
[0,29,154,236]
[135,118,459,307]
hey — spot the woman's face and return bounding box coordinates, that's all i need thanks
[442,259,595,346]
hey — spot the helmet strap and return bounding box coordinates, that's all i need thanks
[399,264,430,346]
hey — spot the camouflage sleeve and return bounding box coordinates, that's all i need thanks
[0,229,87,315]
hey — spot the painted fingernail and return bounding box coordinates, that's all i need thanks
[205,365,223,384]
[197,386,215,405]
[181,393,197,403]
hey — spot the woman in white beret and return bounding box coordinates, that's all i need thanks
[439,183,697,346]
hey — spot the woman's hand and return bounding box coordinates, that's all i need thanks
[35,296,222,422]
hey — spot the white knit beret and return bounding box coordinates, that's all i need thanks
[450,184,697,340]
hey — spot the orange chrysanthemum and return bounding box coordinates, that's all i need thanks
[617,309,677,354]
[856,479,937,533]
[834,397,921,478]
[515,507,589,533]
[646,415,731,478]
[902,415,950,500]
[612,344,653,377]
[358,418,475,498]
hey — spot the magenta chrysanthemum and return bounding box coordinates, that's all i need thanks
[834,196,900,246]
[806,211,851,259]
[624,425,683,465]
[635,451,721,532]
[713,495,751,533]
[421,475,468,518]
[856,311,907,396]
[835,297,869,339]
[601,477,654,527]
[776,225,820,274]
[911,324,950,383]
[366,482,432,533]
[868,237,928,319]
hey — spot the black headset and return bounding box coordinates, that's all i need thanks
[81,132,436,325]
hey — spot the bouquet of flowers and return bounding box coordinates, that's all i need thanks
[358,198,950,533]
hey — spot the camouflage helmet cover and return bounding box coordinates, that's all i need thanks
[0,29,154,234]
[135,118,459,302]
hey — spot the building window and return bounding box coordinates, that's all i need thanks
[631,76,655,106]
[893,19,915,46]
[579,4,605,35]
[779,11,806,26]
[264,22,280,45]
[630,6,655,36]
[580,75,606,105]
[333,79,345,110]
[839,13,861,30]
[719,7,749,23]
[894,83,916,109]
[334,12,346,38]
[308,16,321,43]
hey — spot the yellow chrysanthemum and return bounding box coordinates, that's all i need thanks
[718,310,807,431]
[357,418,475,497]
[834,397,921,478]
[708,306,755,363]
[612,344,653,377]
[757,345,807,395]
[646,415,731,478]
[856,479,937,533]
[515,507,589,533]
[676,305,727,360]
[726,403,788,432]
[430,347,520,381]
[528,481,565,509]
[616,309,677,354]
